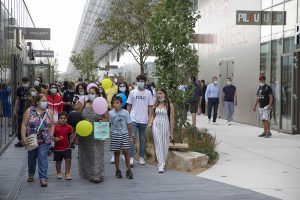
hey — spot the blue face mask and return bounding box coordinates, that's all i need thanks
[119,87,126,93]
[88,94,96,102]
[39,102,48,110]
[31,91,37,97]
[34,81,40,86]
[137,82,145,89]
[50,88,57,94]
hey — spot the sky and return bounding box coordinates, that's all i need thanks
[24,0,86,72]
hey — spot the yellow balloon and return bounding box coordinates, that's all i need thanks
[76,120,93,137]
[102,78,112,89]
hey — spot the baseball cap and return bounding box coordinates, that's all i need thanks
[259,75,266,81]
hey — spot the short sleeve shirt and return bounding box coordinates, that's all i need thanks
[126,89,153,124]
[53,124,73,151]
[223,85,236,102]
[109,109,132,135]
[17,86,28,114]
[256,84,273,108]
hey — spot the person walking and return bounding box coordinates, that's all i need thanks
[199,80,207,115]
[62,81,76,114]
[47,83,63,124]
[109,96,133,179]
[14,77,30,147]
[222,78,237,125]
[53,112,74,180]
[205,76,220,125]
[252,75,273,138]
[127,74,153,166]
[76,86,108,183]
[187,76,201,127]
[148,88,174,173]
[21,94,54,187]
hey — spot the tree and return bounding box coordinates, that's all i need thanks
[96,0,153,75]
[69,47,98,80]
[148,0,200,136]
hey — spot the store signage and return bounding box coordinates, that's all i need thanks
[4,27,50,40]
[236,11,286,25]
[33,50,54,57]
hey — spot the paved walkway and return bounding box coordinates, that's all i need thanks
[0,137,279,200]
[194,115,300,200]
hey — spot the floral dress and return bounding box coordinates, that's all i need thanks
[26,107,52,144]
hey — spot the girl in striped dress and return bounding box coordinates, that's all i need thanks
[148,88,174,173]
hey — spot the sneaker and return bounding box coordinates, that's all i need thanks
[158,167,164,173]
[14,141,23,148]
[208,119,211,124]
[258,133,266,137]
[47,149,52,156]
[264,132,272,138]
[212,122,217,125]
[57,173,63,179]
[121,155,125,162]
[139,157,146,165]
[116,169,122,178]
[228,121,231,126]
[110,155,115,164]
[126,169,133,179]
[65,173,72,180]
[130,157,134,167]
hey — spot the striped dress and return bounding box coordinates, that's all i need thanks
[152,107,170,170]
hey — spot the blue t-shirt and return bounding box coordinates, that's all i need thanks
[109,109,132,135]
[223,85,236,102]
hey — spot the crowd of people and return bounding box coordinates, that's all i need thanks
[12,73,273,187]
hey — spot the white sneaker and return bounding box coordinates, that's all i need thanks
[139,157,146,165]
[130,157,134,166]
[228,121,231,126]
[208,119,211,124]
[158,167,164,173]
[121,155,125,162]
[212,122,217,125]
[110,155,115,164]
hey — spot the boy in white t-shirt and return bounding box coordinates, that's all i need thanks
[126,74,153,166]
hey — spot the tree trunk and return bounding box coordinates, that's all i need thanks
[140,56,145,75]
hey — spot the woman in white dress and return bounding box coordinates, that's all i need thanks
[148,88,174,173]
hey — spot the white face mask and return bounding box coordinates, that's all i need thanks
[259,82,265,86]
[79,91,85,95]
[119,87,126,93]
[227,81,231,85]
[34,81,40,86]
[158,97,165,102]
[213,81,218,85]
[137,82,145,89]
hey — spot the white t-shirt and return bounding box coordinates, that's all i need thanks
[127,89,153,124]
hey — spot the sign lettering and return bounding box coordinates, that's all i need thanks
[236,11,286,25]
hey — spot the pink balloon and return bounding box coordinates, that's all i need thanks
[87,83,98,91]
[92,97,108,115]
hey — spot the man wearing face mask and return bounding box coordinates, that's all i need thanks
[222,78,237,125]
[14,77,30,147]
[252,75,273,138]
[205,76,220,125]
[127,75,153,166]
[62,81,75,114]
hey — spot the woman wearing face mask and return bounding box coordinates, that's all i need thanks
[74,83,88,104]
[21,94,54,187]
[76,86,109,183]
[47,83,63,124]
[148,88,174,173]
[25,86,42,110]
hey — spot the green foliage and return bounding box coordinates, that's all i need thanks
[148,0,201,133]
[183,127,218,163]
[96,0,153,74]
[69,47,98,81]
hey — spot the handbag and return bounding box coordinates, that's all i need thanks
[26,109,48,151]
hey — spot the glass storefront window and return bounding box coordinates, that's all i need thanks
[283,0,297,39]
[273,0,285,5]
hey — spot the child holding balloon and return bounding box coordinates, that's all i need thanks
[53,112,74,180]
[109,96,133,179]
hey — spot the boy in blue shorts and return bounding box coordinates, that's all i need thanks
[109,96,133,179]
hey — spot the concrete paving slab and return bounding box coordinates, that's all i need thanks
[194,115,300,200]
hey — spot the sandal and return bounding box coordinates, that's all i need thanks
[27,177,34,182]
[40,180,48,187]
[90,177,102,184]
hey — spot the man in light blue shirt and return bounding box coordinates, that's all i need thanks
[205,76,220,124]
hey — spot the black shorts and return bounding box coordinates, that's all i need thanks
[53,149,72,161]
[189,103,198,113]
